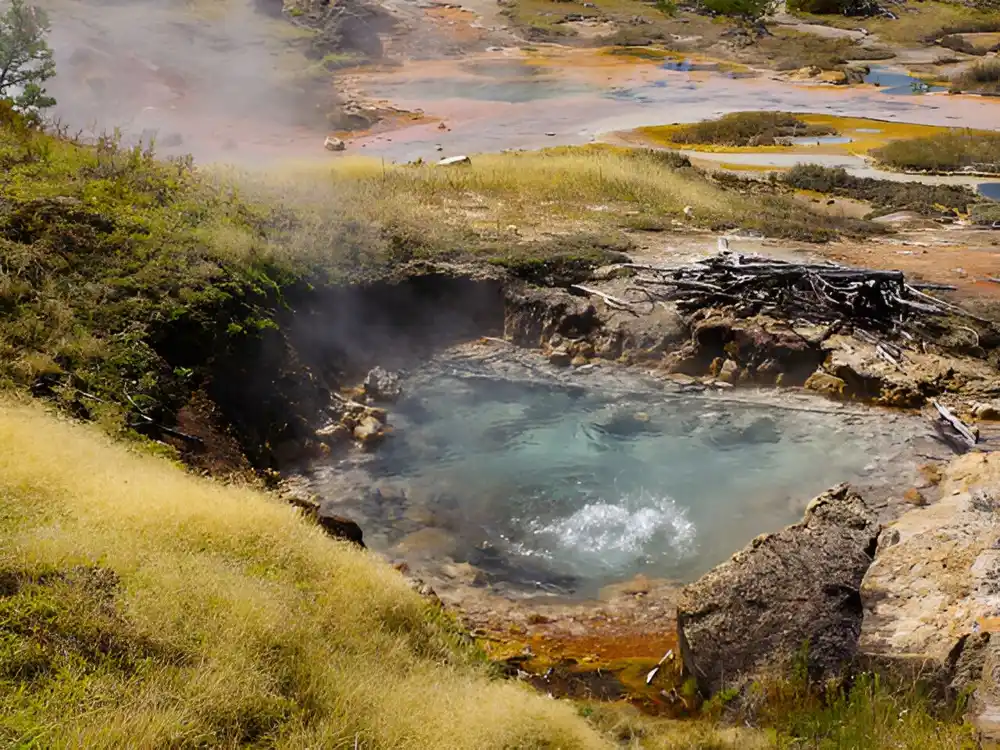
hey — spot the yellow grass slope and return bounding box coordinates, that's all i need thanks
[0,398,609,749]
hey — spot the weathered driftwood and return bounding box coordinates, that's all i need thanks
[570,284,634,312]
[605,252,988,345]
[931,399,978,448]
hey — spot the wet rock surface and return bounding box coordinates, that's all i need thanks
[677,484,881,695]
[502,259,1000,416]
[363,366,403,402]
[317,513,367,547]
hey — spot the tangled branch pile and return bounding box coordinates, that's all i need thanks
[584,252,987,346]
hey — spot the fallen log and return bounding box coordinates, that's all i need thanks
[570,284,635,313]
[931,399,978,448]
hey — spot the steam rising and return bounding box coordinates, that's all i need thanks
[40,0,337,163]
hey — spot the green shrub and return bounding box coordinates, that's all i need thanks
[971,201,1000,225]
[664,112,837,147]
[785,0,880,17]
[782,164,980,214]
[871,131,1000,173]
[699,0,776,22]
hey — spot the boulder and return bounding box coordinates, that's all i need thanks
[548,347,573,367]
[804,370,847,399]
[677,484,880,695]
[353,415,385,445]
[975,402,1000,421]
[317,514,365,548]
[363,366,402,402]
[324,136,346,152]
[860,452,1000,738]
[504,287,600,348]
[316,422,351,445]
[717,358,739,384]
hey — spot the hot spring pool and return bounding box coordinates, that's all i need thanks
[305,354,938,597]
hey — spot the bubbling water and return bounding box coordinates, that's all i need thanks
[306,354,938,597]
[520,488,697,579]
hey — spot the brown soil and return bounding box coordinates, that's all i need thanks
[816,228,1000,308]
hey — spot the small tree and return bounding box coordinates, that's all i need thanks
[0,0,56,112]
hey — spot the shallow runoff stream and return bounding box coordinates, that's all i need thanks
[303,348,945,599]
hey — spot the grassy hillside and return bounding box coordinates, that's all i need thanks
[0,399,978,749]
[0,396,612,749]
[0,106,875,467]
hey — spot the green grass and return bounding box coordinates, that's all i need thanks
[642,112,837,147]
[573,670,976,749]
[870,130,1000,173]
[0,396,612,749]
[0,103,303,447]
[781,164,981,215]
[951,58,1000,94]
[754,672,977,749]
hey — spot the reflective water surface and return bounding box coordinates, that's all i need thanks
[306,354,940,597]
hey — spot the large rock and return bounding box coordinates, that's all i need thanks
[504,287,600,348]
[822,334,1000,408]
[664,315,824,385]
[860,452,1000,738]
[363,366,402,402]
[677,484,880,695]
[353,415,385,445]
[316,513,366,548]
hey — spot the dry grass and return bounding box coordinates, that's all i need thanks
[951,57,1000,94]
[226,146,876,256]
[746,29,895,70]
[0,396,612,749]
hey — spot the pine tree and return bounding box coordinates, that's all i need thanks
[0,0,57,112]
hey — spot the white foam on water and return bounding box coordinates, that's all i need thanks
[523,488,697,576]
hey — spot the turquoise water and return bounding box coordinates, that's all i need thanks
[863,67,946,96]
[311,359,933,596]
[980,182,1000,201]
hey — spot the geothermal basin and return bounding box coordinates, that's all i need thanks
[302,348,945,599]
